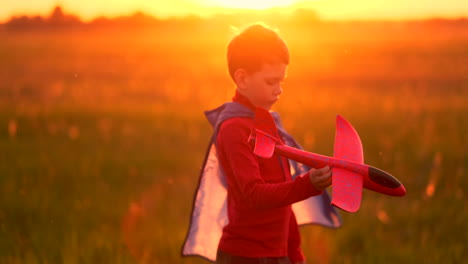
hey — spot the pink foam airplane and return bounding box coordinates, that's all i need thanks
[250,108,406,213]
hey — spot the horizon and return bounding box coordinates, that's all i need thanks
[2,0,468,23]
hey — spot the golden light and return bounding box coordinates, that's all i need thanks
[425,182,436,197]
[210,0,299,10]
[8,119,17,138]
[377,209,390,224]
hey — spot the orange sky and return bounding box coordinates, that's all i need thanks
[2,0,468,22]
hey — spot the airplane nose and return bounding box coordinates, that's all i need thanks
[368,166,401,189]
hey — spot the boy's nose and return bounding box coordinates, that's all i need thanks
[273,86,283,96]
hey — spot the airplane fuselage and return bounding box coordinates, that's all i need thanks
[273,144,406,196]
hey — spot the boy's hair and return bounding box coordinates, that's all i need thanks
[227,24,289,80]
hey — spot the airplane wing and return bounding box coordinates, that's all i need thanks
[331,168,363,212]
[331,115,364,212]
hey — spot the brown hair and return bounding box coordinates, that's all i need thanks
[227,24,289,80]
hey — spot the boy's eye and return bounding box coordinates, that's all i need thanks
[266,79,285,86]
[266,80,278,85]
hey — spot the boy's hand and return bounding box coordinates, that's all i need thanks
[308,166,332,191]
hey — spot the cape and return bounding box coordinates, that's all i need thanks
[182,102,342,262]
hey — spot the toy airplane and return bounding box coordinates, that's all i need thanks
[250,108,406,213]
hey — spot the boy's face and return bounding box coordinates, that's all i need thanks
[236,62,287,110]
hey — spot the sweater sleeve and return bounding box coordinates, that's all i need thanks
[217,118,322,210]
[288,211,305,262]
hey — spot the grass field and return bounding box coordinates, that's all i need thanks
[0,18,467,263]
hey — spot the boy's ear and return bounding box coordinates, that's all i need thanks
[233,68,248,90]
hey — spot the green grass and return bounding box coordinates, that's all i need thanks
[1,99,465,263]
[0,107,210,263]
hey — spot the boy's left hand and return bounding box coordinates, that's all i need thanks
[308,165,332,191]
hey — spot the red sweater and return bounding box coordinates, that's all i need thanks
[216,92,323,262]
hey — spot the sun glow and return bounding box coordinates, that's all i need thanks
[210,0,299,10]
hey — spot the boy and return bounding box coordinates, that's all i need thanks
[183,24,341,264]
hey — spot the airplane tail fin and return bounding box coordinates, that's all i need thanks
[249,108,281,158]
[250,129,277,158]
[331,115,364,212]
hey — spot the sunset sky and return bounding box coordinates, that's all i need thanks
[1,0,468,23]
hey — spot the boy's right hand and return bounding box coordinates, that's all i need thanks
[308,166,332,191]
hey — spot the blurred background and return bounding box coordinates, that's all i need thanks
[0,0,466,263]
